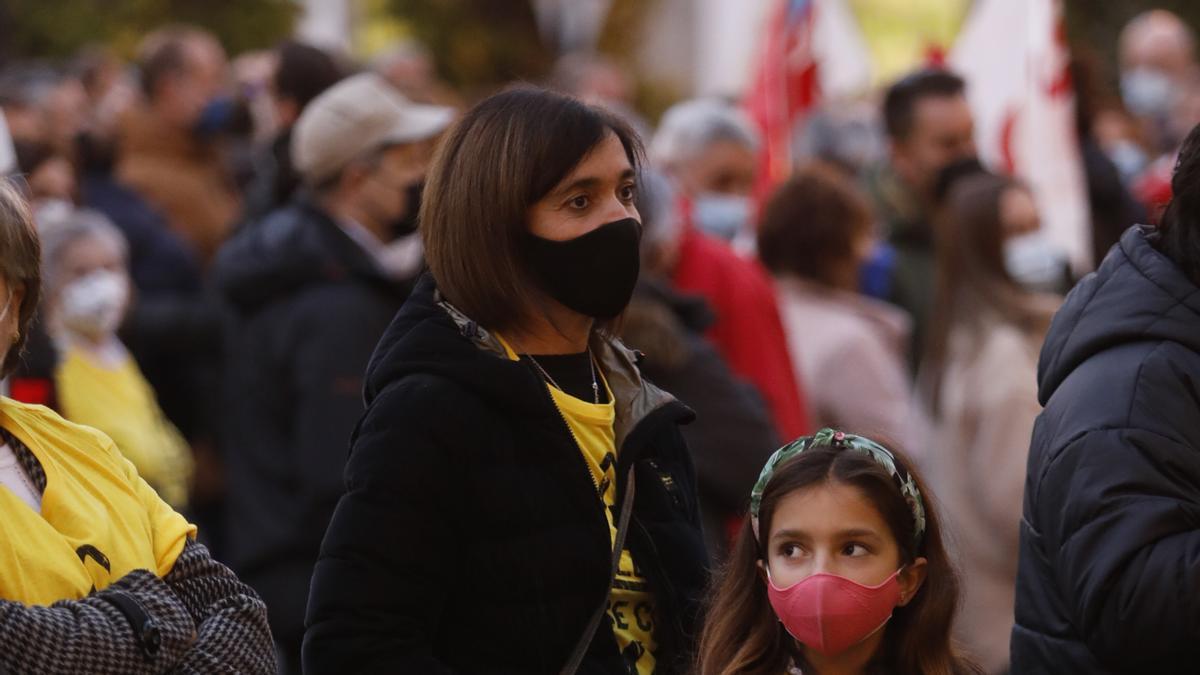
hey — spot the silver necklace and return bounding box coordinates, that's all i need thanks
[526,348,600,404]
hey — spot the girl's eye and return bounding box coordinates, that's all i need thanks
[841,542,870,557]
[780,543,805,559]
[569,195,590,210]
[618,184,637,203]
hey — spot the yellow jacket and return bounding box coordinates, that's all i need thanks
[0,397,195,605]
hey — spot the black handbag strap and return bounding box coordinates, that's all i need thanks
[560,464,637,675]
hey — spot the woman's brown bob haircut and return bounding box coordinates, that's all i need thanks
[0,180,42,377]
[421,86,643,332]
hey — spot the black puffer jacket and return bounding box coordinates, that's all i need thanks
[213,198,412,657]
[303,275,709,674]
[1012,226,1200,673]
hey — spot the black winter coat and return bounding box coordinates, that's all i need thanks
[213,199,412,652]
[622,280,778,560]
[81,172,220,441]
[1012,226,1200,673]
[303,275,710,674]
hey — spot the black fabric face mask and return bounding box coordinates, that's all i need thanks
[391,180,424,239]
[521,217,642,319]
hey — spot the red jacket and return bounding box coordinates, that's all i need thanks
[672,228,810,441]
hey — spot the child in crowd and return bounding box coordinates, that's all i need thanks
[698,428,980,675]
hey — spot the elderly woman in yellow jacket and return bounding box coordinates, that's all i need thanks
[37,208,193,510]
[0,181,274,673]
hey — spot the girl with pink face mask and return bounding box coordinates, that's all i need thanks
[698,429,981,675]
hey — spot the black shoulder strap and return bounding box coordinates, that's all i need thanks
[560,464,637,675]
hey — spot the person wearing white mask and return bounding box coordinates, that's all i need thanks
[650,98,759,246]
[39,208,194,510]
[1119,10,1200,155]
[919,172,1060,674]
[211,71,454,674]
[998,181,1073,294]
[646,97,811,442]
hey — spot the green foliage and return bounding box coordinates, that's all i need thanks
[387,0,552,97]
[0,0,296,63]
[386,0,658,102]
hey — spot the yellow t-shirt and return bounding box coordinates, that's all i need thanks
[497,336,658,674]
[55,345,194,509]
[0,397,196,606]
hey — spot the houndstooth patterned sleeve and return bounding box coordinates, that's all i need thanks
[0,569,197,674]
[164,539,276,674]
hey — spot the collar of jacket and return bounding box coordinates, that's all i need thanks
[435,290,691,452]
[865,163,932,246]
[214,197,411,311]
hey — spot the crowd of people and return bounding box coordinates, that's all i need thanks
[0,7,1200,674]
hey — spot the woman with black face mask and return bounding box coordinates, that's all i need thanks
[302,88,708,675]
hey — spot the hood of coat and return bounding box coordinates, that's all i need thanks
[365,275,692,448]
[213,199,404,311]
[1038,225,1200,405]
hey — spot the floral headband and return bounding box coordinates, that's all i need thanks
[749,428,927,547]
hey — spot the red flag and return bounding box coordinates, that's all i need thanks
[743,0,821,202]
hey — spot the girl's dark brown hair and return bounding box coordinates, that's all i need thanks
[421,86,643,333]
[697,442,979,675]
[757,162,874,288]
[0,180,41,378]
[921,173,1053,414]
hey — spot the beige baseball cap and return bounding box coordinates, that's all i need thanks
[292,72,455,185]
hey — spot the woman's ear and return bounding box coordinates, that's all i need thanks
[897,557,928,607]
[756,559,769,585]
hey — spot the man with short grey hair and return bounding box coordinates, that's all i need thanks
[212,72,453,675]
[650,98,760,243]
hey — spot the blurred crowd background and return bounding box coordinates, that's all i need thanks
[1,1,1198,673]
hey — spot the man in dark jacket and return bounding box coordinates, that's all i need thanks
[213,72,451,674]
[1012,122,1200,673]
[865,69,976,370]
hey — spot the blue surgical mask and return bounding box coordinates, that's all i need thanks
[692,193,751,242]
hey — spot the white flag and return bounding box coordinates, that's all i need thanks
[0,111,14,176]
[950,0,1092,271]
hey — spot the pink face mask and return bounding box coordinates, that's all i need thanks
[766,568,903,656]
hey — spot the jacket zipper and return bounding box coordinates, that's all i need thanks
[541,384,603,495]
[534,378,608,530]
